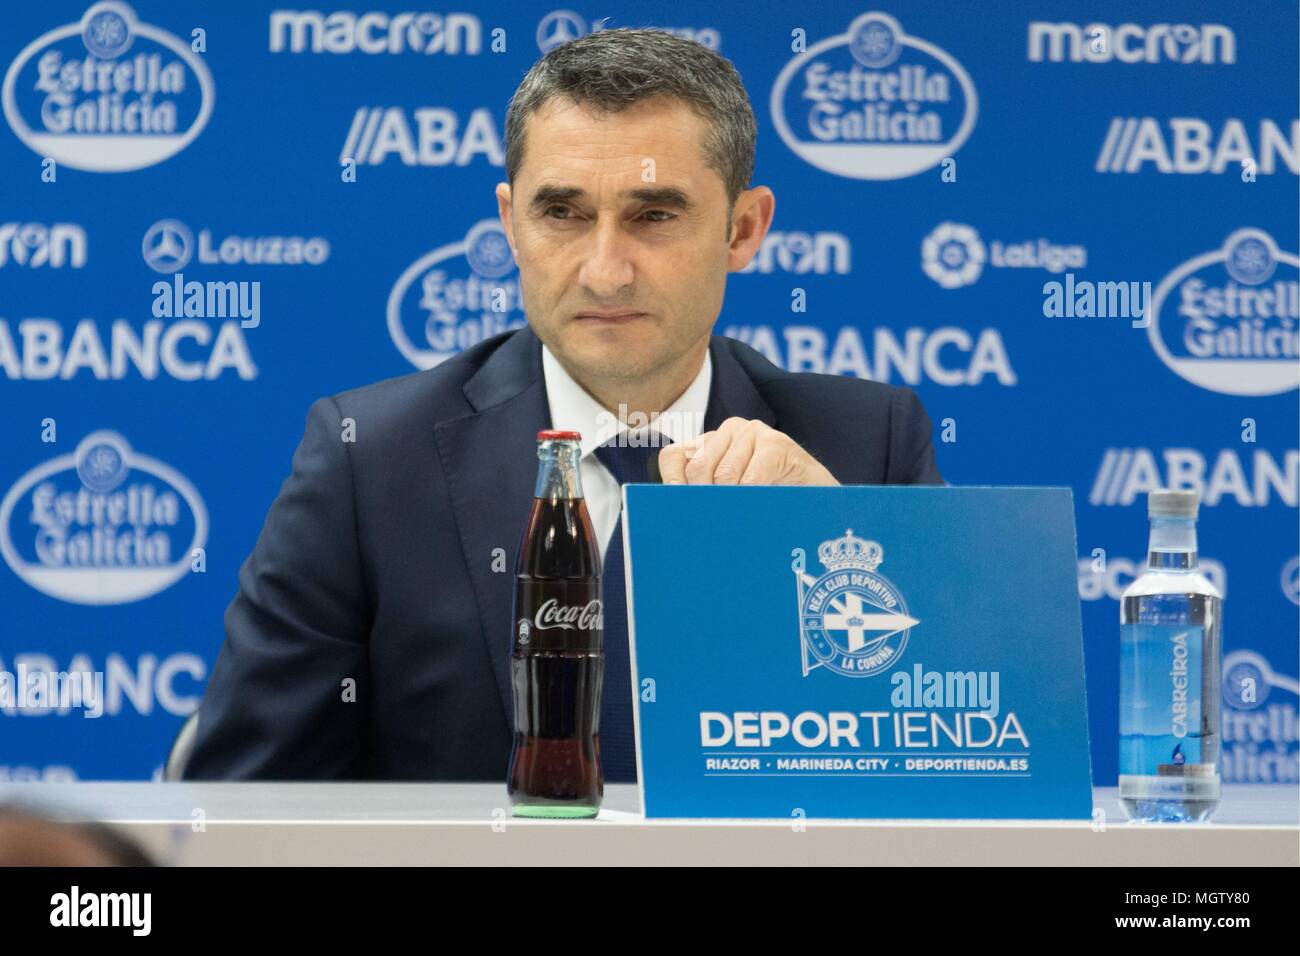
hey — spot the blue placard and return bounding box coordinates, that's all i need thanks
[623,485,1093,819]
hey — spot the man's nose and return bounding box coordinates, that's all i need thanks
[576,220,635,299]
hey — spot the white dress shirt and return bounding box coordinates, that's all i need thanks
[541,344,712,562]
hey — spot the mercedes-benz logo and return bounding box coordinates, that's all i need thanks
[141,219,193,274]
[537,10,587,53]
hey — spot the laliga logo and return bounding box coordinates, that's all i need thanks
[388,219,526,369]
[921,222,985,288]
[1147,228,1300,396]
[794,529,919,678]
[0,432,207,605]
[2,1,215,172]
[770,12,977,180]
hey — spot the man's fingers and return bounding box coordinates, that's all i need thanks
[658,442,690,484]
[713,423,760,485]
[683,418,747,484]
[682,432,730,484]
[658,419,838,487]
[739,438,790,485]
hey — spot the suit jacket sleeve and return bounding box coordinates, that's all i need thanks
[887,386,944,485]
[184,397,372,779]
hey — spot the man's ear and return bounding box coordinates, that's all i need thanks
[495,182,518,257]
[726,186,775,273]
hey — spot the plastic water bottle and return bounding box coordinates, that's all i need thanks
[1119,489,1222,822]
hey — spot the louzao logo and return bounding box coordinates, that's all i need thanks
[0,432,207,605]
[1282,556,1299,607]
[536,10,588,53]
[794,529,919,678]
[3,2,214,172]
[388,219,525,368]
[141,218,329,272]
[1147,228,1299,396]
[535,11,719,53]
[771,11,977,180]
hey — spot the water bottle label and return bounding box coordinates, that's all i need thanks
[1120,623,1205,773]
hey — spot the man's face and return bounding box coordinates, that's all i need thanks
[497,96,742,387]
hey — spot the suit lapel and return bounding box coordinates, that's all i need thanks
[704,336,777,431]
[434,327,548,726]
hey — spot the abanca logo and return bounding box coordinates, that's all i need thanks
[3,1,214,172]
[0,432,207,604]
[770,11,977,179]
[388,219,526,368]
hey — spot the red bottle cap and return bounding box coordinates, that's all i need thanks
[538,430,582,441]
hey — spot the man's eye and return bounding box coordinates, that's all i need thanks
[640,210,675,223]
[545,205,573,220]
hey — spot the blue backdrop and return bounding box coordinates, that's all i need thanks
[1,0,1296,788]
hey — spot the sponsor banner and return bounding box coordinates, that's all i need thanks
[3,1,214,172]
[0,1,1294,788]
[0,431,206,605]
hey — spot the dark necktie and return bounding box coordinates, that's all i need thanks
[593,433,671,783]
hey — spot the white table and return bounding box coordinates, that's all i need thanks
[1,783,1294,866]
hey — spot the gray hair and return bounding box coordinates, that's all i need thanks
[505,28,756,205]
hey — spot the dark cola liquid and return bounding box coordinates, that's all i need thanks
[507,496,604,817]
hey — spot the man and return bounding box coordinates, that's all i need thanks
[184,28,942,781]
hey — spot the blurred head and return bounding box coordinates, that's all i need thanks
[497,28,774,393]
[0,808,153,866]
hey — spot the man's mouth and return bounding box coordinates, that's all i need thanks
[572,310,649,322]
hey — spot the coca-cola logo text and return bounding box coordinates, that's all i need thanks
[533,598,602,631]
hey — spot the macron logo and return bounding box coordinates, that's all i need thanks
[50,886,151,936]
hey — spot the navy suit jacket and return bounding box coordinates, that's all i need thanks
[185,325,943,780]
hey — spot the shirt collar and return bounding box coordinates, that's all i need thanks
[541,343,712,460]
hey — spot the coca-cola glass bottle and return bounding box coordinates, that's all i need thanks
[507,430,604,817]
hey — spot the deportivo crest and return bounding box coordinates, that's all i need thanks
[795,529,918,677]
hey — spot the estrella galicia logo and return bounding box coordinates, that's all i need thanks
[1221,649,1299,712]
[921,221,985,288]
[388,218,526,369]
[1147,228,1299,396]
[794,529,919,677]
[771,12,977,180]
[0,431,207,605]
[2,1,215,172]
[1219,649,1298,785]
